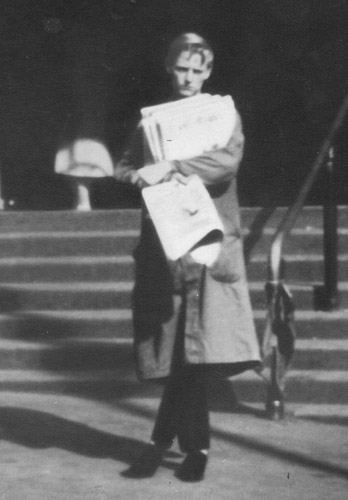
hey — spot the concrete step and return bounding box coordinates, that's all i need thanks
[1,212,348,260]
[250,282,348,310]
[0,309,133,339]
[232,369,348,404]
[0,281,347,311]
[0,255,133,282]
[240,206,348,232]
[0,230,139,257]
[293,339,348,370]
[0,209,141,232]
[0,368,146,398]
[0,206,346,407]
[0,227,348,258]
[0,282,133,311]
[0,254,347,283]
[0,309,347,340]
[1,206,348,232]
[245,228,348,258]
[0,338,346,371]
[0,367,346,404]
[247,254,348,282]
[0,339,134,371]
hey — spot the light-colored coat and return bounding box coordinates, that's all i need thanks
[115,108,261,380]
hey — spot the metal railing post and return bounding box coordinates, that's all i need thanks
[323,147,339,308]
[314,147,339,310]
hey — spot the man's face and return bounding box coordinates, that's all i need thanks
[168,51,212,99]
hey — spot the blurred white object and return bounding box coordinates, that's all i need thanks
[190,241,221,266]
[74,180,92,211]
[54,139,113,210]
[55,139,113,177]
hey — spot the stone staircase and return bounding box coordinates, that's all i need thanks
[0,207,347,404]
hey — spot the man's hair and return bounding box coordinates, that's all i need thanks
[166,33,214,70]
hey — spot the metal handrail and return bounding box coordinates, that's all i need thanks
[269,89,348,284]
[262,89,348,419]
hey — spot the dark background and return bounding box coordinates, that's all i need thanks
[1,0,348,209]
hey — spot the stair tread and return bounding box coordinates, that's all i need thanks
[295,339,348,350]
[235,369,348,381]
[0,337,346,351]
[248,282,348,291]
[0,281,133,291]
[1,309,132,320]
[0,369,131,382]
[293,309,348,319]
[0,255,133,265]
[1,281,348,298]
[0,338,133,350]
[249,254,348,262]
[0,229,139,239]
[2,281,348,290]
[2,254,348,264]
[1,228,348,238]
[0,368,346,382]
[0,308,347,320]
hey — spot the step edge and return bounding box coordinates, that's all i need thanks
[0,337,346,351]
[0,308,347,320]
[0,368,346,382]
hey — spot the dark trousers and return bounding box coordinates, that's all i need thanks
[151,366,210,453]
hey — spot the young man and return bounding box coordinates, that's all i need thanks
[114,33,261,482]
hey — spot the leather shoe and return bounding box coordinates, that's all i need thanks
[176,452,208,482]
[122,444,165,478]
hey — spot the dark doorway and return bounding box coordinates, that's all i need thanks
[1,1,348,209]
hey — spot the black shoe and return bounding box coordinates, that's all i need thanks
[176,452,208,482]
[122,445,165,479]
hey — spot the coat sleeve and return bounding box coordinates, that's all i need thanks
[113,124,143,183]
[172,112,244,186]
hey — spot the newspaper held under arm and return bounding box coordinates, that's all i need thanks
[140,94,236,264]
[142,175,223,265]
[141,94,236,163]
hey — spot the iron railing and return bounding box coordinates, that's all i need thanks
[263,89,348,419]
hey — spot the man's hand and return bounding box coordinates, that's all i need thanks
[123,170,149,189]
[164,170,189,184]
[125,163,189,189]
[137,161,174,185]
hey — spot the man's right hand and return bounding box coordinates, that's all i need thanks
[123,170,150,189]
[165,171,189,184]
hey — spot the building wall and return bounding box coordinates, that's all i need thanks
[1,0,348,209]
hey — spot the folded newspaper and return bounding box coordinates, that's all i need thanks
[142,175,223,263]
[141,94,237,162]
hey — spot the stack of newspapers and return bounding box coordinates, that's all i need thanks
[140,94,236,263]
[141,93,236,162]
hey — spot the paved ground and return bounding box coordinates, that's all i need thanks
[0,386,347,500]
